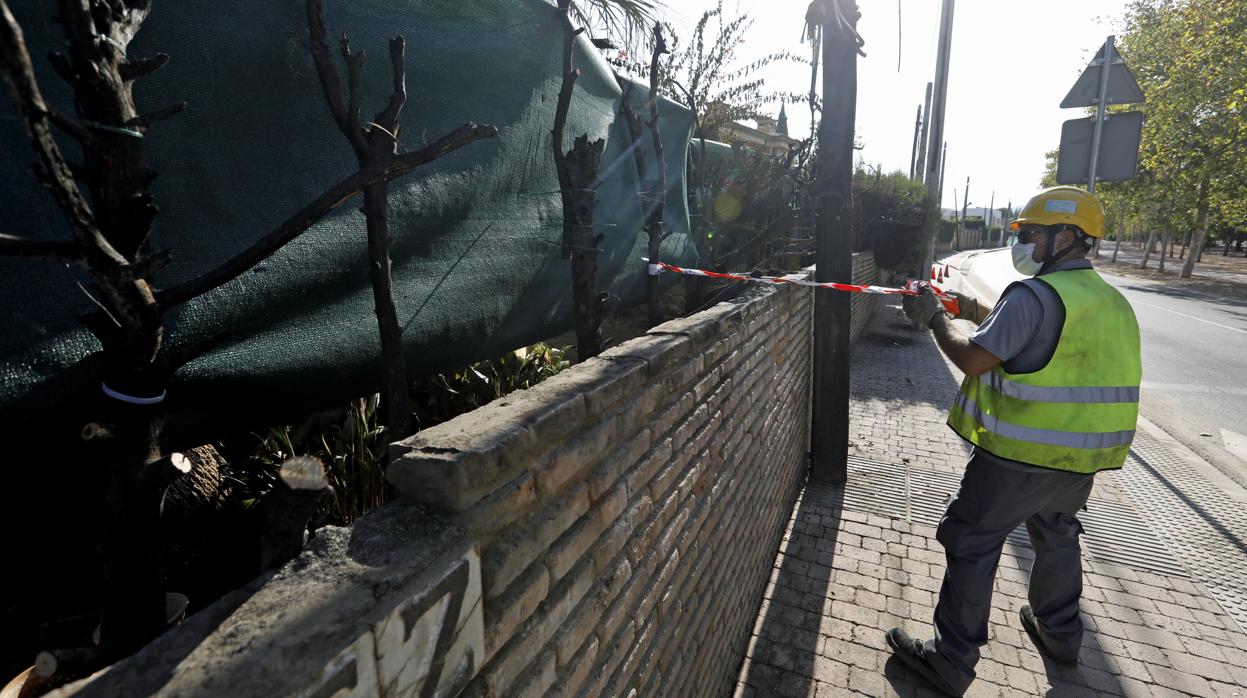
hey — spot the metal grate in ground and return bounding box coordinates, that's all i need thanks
[1115,429,1247,633]
[842,456,1189,578]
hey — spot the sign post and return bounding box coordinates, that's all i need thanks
[1056,36,1145,189]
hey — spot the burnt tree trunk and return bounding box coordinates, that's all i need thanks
[2,0,495,668]
[363,179,412,434]
[553,0,604,360]
[644,24,669,328]
[307,5,413,439]
[0,0,183,656]
[566,136,605,358]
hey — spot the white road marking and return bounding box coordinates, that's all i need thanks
[1141,382,1247,397]
[1129,299,1247,335]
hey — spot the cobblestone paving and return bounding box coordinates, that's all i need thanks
[736,299,1247,697]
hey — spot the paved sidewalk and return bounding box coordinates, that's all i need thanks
[735,299,1247,697]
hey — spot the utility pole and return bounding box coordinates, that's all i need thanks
[1001,198,1011,246]
[987,190,995,244]
[938,142,947,204]
[922,0,955,275]
[915,82,933,183]
[811,0,861,483]
[952,186,959,252]
[959,176,969,250]
[909,104,923,180]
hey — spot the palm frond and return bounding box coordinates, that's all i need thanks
[568,0,665,50]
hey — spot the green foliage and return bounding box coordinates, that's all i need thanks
[242,396,387,525]
[1040,148,1058,188]
[1062,1,1247,248]
[691,143,811,270]
[571,0,666,51]
[242,343,573,526]
[609,0,809,139]
[852,168,933,271]
[410,343,573,429]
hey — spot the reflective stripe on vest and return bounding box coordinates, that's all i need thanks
[984,371,1139,404]
[948,268,1142,473]
[952,393,1136,449]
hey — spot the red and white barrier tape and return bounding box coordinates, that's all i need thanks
[645,259,960,315]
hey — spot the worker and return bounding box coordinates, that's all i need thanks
[885,186,1142,696]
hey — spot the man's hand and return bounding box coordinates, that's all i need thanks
[903,289,943,327]
[937,292,987,326]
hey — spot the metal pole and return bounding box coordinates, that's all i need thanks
[987,190,995,245]
[938,142,947,204]
[1001,199,1011,246]
[811,0,860,483]
[916,82,933,183]
[1087,36,1114,194]
[922,0,955,276]
[909,104,922,180]
[960,176,969,250]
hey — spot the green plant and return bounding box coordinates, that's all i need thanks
[412,343,572,428]
[852,168,933,271]
[238,343,572,527]
[318,395,388,523]
[238,396,387,525]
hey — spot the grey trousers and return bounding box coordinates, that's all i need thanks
[922,451,1095,695]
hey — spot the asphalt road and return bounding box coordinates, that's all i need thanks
[1099,269,1247,484]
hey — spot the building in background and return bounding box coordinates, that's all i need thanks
[713,103,801,157]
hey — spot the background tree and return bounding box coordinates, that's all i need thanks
[571,0,665,50]
[609,0,807,141]
[1040,2,1246,269]
[1094,0,1246,273]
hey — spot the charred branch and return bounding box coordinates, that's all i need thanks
[119,53,169,82]
[0,4,123,267]
[340,38,366,147]
[126,100,187,132]
[373,36,406,130]
[552,0,581,260]
[42,103,99,148]
[0,232,81,263]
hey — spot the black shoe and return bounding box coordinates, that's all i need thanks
[1020,605,1079,666]
[885,627,962,697]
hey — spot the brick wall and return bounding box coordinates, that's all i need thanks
[55,267,888,697]
[387,281,814,698]
[850,251,879,346]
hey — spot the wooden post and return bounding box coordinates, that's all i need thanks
[553,1,605,359]
[811,0,861,483]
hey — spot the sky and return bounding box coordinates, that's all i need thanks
[662,0,1134,213]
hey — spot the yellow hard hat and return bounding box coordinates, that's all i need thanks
[1010,186,1106,239]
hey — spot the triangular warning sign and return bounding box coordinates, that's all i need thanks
[1061,40,1145,108]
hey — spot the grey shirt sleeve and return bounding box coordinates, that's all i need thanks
[968,283,1043,362]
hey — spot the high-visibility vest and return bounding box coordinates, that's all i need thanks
[947,268,1141,473]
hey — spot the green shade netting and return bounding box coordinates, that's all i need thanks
[0,0,698,422]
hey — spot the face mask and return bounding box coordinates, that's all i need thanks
[1012,242,1042,275]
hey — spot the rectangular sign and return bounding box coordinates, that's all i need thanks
[1056,111,1144,184]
